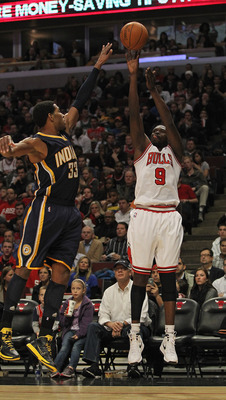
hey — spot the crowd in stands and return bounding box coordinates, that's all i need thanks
[0,42,226,377]
[0,22,226,71]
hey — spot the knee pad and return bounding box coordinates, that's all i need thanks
[160,272,177,302]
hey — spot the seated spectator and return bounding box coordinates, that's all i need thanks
[213,239,226,269]
[0,218,8,244]
[10,165,31,198]
[0,187,17,222]
[169,101,184,127]
[181,156,209,222]
[0,267,14,312]
[212,127,226,156]
[177,94,193,115]
[115,197,131,225]
[68,256,99,299]
[94,210,117,246]
[178,176,198,233]
[0,240,16,276]
[196,22,215,48]
[86,116,106,145]
[75,106,91,132]
[82,259,151,379]
[0,229,19,259]
[81,167,99,197]
[79,187,94,216]
[31,266,51,304]
[175,258,194,297]
[140,105,157,137]
[176,279,189,298]
[7,201,25,230]
[0,186,7,206]
[101,222,128,262]
[83,200,105,228]
[212,258,226,297]
[212,215,226,258]
[146,264,163,308]
[77,226,104,263]
[189,266,217,307]
[97,177,116,202]
[192,150,210,180]
[178,110,200,142]
[52,278,94,379]
[71,126,92,154]
[32,286,58,336]
[184,137,197,158]
[200,248,224,283]
[0,157,17,180]
[102,188,119,213]
[117,170,136,203]
[171,80,188,103]
[112,161,125,187]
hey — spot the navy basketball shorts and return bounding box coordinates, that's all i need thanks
[16,196,82,270]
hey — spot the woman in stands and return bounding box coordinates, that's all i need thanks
[67,256,99,299]
[0,266,14,304]
[84,200,105,227]
[189,267,217,307]
[192,150,210,180]
[32,266,51,304]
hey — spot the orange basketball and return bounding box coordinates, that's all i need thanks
[120,22,149,51]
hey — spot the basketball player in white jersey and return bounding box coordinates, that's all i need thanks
[126,51,184,365]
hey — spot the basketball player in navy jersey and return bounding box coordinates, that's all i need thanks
[0,43,112,372]
[126,51,184,366]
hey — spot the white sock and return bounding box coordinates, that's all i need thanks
[165,325,175,335]
[131,323,140,334]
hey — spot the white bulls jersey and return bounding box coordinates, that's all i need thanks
[134,142,181,208]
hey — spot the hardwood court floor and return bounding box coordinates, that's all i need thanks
[0,384,226,400]
[0,374,226,400]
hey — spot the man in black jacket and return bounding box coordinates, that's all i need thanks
[200,248,224,283]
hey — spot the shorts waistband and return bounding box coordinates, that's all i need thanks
[136,205,177,212]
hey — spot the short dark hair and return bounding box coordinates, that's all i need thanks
[117,222,128,231]
[200,248,213,257]
[33,101,55,128]
[217,215,226,228]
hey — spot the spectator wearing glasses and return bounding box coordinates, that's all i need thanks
[200,248,224,283]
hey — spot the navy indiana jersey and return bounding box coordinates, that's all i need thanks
[33,132,79,206]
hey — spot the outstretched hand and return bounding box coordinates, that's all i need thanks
[145,67,156,92]
[0,135,15,157]
[95,43,113,69]
[126,50,140,75]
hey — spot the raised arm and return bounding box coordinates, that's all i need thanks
[145,67,184,162]
[65,43,113,133]
[126,51,150,159]
[0,135,47,163]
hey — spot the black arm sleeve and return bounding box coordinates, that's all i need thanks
[72,67,99,112]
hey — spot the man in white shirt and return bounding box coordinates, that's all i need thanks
[115,197,131,226]
[211,216,226,258]
[82,259,151,378]
[213,239,226,269]
[213,259,226,297]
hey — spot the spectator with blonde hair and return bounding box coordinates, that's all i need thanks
[67,256,100,299]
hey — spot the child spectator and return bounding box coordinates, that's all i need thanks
[52,279,94,378]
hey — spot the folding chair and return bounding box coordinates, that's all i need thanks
[147,298,200,377]
[190,297,226,377]
[11,299,38,376]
